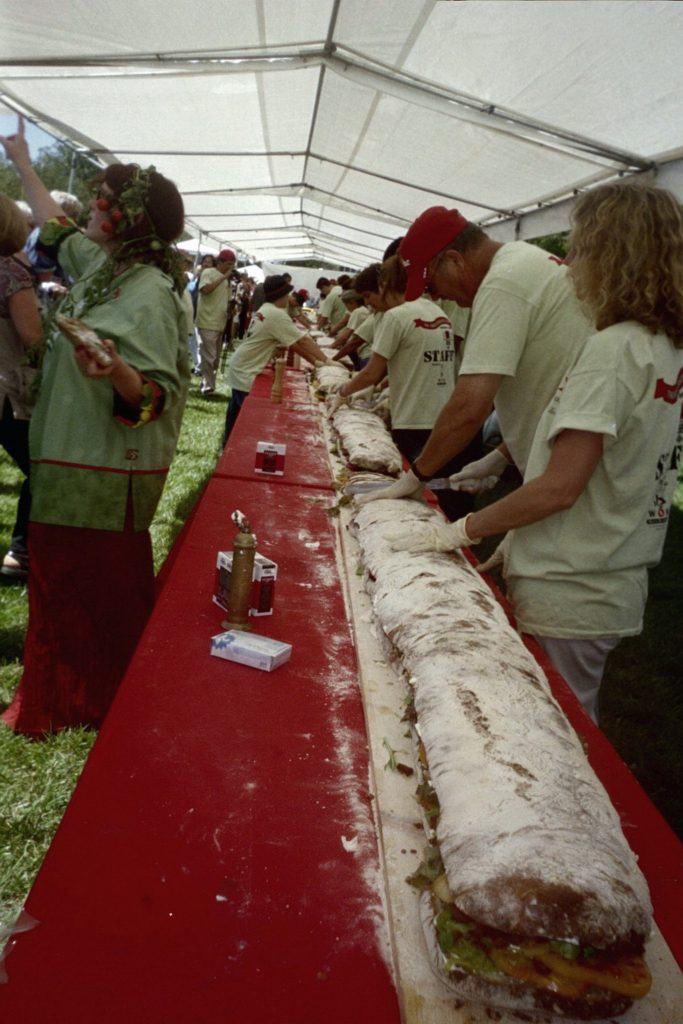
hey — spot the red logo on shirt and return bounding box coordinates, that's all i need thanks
[654,367,683,404]
[413,316,451,331]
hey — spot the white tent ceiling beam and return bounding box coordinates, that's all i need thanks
[219,220,382,250]
[308,151,513,215]
[487,152,683,243]
[301,0,340,182]
[0,45,651,175]
[301,212,396,244]
[180,184,411,228]
[323,48,652,173]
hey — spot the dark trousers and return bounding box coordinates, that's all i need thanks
[0,398,30,552]
[391,427,483,523]
[223,388,249,447]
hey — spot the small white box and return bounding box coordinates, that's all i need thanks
[210,630,292,672]
[255,441,286,475]
[213,550,277,617]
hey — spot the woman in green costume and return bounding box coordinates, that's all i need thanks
[0,118,189,736]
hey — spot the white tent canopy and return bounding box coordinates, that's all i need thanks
[1,0,681,264]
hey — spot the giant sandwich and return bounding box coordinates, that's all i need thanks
[351,498,653,1019]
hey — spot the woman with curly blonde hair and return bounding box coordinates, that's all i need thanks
[388,183,683,723]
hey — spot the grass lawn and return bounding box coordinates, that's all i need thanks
[0,375,227,931]
[0,375,681,932]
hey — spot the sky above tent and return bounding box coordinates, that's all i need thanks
[0,0,681,266]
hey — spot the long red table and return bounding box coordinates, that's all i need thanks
[1,369,680,1023]
[0,376,399,1023]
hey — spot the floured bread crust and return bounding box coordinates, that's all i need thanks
[351,499,652,951]
[315,363,351,393]
[332,406,403,475]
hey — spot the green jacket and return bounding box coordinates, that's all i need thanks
[30,228,189,531]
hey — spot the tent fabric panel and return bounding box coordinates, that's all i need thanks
[0,0,333,59]
[334,0,432,68]
[3,66,319,157]
[312,76,607,213]
[182,195,302,216]
[399,1,683,158]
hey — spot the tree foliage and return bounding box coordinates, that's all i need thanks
[529,231,570,258]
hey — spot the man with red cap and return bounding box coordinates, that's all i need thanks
[359,206,590,506]
[196,247,235,395]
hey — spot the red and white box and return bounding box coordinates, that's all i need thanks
[213,550,278,617]
[255,441,286,475]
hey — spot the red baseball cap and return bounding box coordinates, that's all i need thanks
[218,248,236,262]
[399,207,469,300]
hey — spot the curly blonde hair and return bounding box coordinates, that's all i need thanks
[570,182,683,347]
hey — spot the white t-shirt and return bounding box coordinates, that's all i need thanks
[437,298,470,347]
[373,296,458,430]
[354,311,381,360]
[347,305,370,333]
[196,268,230,331]
[320,286,346,327]
[507,321,683,638]
[459,242,591,472]
[228,302,301,393]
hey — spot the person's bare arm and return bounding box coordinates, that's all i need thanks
[0,117,64,226]
[329,313,349,337]
[331,326,353,349]
[413,373,502,476]
[8,287,43,348]
[466,430,603,540]
[200,272,228,295]
[292,334,330,365]
[333,333,365,362]
[339,353,388,396]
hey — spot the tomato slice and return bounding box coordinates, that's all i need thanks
[522,945,652,999]
[489,946,586,998]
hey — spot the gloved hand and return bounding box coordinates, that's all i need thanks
[350,384,376,404]
[326,392,348,417]
[386,514,479,553]
[354,469,425,507]
[475,533,511,575]
[447,447,510,494]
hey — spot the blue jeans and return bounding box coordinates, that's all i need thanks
[223,388,249,447]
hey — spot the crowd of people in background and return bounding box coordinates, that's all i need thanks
[0,110,681,737]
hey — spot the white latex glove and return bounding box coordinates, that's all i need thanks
[350,384,376,404]
[354,469,424,507]
[476,533,511,575]
[326,393,348,417]
[386,514,479,553]
[447,448,509,494]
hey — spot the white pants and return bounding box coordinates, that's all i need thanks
[197,328,223,392]
[533,634,622,724]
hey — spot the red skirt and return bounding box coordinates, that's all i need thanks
[1,519,155,738]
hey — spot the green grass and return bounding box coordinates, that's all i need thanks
[0,374,228,930]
